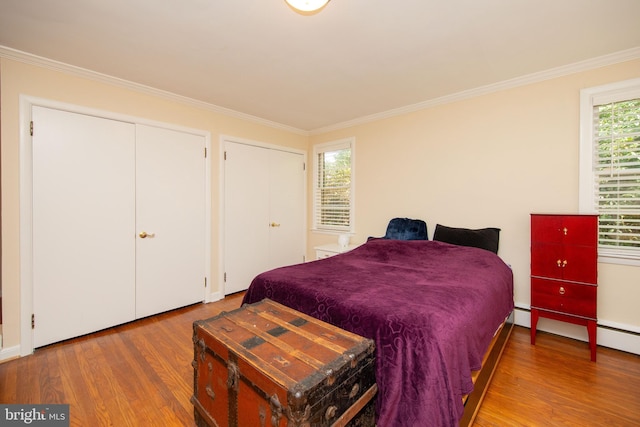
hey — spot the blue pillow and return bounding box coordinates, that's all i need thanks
[384,218,428,240]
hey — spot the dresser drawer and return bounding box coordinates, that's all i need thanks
[314,243,358,260]
[531,278,596,319]
[530,242,597,284]
[316,249,336,259]
[531,214,598,246]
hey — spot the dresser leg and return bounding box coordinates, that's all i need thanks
[587,320,597,362]
[530,308,539,345]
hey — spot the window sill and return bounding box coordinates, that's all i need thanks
[598,253,640,267]
[311,228,354,236]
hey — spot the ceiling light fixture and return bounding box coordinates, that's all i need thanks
[285,0,330,13]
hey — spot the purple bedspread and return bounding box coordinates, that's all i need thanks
[242,239,514,427]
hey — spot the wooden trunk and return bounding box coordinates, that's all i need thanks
[191,298,377,427]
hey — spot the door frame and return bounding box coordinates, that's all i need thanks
[218,135,307,299]
[19,95,212,356]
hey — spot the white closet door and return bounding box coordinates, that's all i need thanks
[32,106,136,348]
[223,141,305,295]
[268,149,305,268]
[224,142,270,295]
[135,125,206,318]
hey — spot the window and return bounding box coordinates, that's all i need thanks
[579,78,640,264]
[313,138,355,233]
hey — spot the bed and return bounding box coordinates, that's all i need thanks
[242,234,514,426]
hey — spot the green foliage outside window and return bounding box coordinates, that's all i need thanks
[317,148,351,228]
[595,98,640,249]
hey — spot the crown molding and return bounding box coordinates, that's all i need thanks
[0,45,309,136]
[310,46,640,135]
[2,45,638,137]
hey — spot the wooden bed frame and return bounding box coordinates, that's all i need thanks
[459,311,515,426]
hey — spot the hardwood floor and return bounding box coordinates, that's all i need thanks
[475,326,640,427]
[1,294,639,426]
[0,292,245,427]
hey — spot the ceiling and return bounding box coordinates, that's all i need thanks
[1,0,639,132]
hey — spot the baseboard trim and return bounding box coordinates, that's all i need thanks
[206,290,224,303]
[0,344,21,363]
[514,306,640,356]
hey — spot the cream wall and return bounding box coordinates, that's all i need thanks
[309,59,640,337]
[0,58,308,352]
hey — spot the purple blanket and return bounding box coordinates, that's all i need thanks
[242,239,514,427]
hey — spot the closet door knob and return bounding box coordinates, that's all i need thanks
[270,222,281,227]
[139,231,155,238]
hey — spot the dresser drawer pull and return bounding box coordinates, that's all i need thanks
[563,227,568,236]
[559,286,566,295]
[556,259,567,268]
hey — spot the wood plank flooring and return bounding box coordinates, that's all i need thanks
[475,326,640,427]
[0,292,244,427]
[1,293,639,426]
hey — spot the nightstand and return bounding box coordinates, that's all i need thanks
[314,243,358,260]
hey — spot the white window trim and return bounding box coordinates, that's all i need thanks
[312,137,356,234]
[579,77,640,266]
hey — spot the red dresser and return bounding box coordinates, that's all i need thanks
[530,214,598,361]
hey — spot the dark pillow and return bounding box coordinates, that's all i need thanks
[384,217,428,240]
[433,224,500,254]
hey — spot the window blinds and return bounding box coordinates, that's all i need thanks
[313,141,352,231]
[593,98,640,251]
